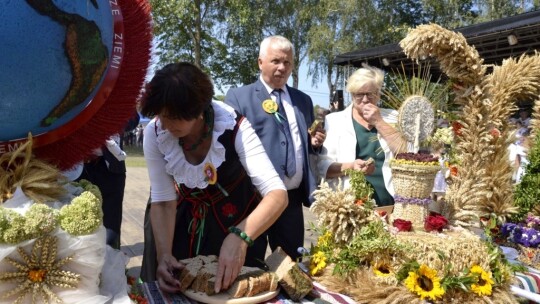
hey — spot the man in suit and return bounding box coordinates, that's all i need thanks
[225,35,326,260]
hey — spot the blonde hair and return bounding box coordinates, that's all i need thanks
[259,35,295,58]
[346,64,384,93]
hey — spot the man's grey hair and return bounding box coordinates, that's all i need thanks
[259,35,295,58]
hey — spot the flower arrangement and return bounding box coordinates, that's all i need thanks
[0,180,103,243]
[310,168,518,303]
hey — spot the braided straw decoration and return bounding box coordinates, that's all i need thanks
[400,24,540,227]
[399,23,485,87]
[0,135,66,204]
[391,203,429,231]
[391,163,440,198]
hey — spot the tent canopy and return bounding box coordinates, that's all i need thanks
[334,10,540,80]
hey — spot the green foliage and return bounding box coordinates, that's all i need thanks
[483,229,521,285]
[333,220,406,275]
[344,168,374,206]
[148,0,536,94]
[396,260,420,282]
[511,133,540,222]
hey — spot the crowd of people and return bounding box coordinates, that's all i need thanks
[510,109,533,184]
[79,34,534,293]
[132,35,406,293]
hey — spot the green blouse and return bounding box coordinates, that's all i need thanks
[352,119,394,206]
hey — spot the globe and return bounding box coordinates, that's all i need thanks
[0,0,114,142]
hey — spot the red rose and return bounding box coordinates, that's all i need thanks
[451,121,463,136]
[424,214,448,232]
[393,219,412,232]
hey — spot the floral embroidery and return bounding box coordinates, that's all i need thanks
[221,203,237,218]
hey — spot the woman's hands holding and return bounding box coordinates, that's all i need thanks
[352,158,375,175]
[214,233,248,293]
[156,253,185,293]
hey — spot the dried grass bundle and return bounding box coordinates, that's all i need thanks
[400,25,540,227]
[395,230,490,276]
[0,135,66,204]
[399,23,486,87]
[310,180,375,245]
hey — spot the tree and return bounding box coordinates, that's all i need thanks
[421,0,477,28]
[150,0,256,90]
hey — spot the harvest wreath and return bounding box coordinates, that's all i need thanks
[308,175,518,303]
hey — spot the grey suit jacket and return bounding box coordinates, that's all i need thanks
[225,80,317,206]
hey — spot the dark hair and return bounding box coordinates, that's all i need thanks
[139,62,214,120]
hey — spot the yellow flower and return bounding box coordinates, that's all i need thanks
[470,265,494,296]
[373,262,393,277]
[317,231,332,249]
[309,251,327,276]
[404,264,445,300]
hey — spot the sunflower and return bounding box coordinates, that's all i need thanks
[470,265,494,296]
[309,251,327,276]
[373,261,393,278]
[404,264,445,300]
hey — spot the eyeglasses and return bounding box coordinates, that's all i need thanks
[352,92,377,101]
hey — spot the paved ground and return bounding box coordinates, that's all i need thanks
[120,167,319,279]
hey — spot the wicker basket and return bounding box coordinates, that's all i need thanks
[391,203,429,231]
[391,163,440,198]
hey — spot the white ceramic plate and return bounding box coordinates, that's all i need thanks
[183,288,279,304]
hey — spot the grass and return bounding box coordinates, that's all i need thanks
[123,145,147,167]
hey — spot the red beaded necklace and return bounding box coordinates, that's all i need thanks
[178,106,214,151]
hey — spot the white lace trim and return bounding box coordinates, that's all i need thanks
[156,101,237,189]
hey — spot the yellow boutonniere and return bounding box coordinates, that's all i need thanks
[203,163,228,196]
[262,99,278,114]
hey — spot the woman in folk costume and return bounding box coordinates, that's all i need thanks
[140,62,287,294]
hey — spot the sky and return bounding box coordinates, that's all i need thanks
[294,63,331,109]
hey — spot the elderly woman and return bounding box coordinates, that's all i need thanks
[140,62,287,293]
[318,65,405,206]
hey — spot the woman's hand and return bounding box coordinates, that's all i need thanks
[156,253,185,293]
[352,159,375,175]
[362,103,382,128]
[213,233,248,293]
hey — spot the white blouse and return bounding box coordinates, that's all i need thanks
[143,101,285,203]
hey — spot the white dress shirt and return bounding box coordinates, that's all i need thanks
[260,76,303,190]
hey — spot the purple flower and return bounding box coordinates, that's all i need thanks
[393,195,432,205]
[501,223,540,248]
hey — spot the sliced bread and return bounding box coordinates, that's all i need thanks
[176,259,204,292]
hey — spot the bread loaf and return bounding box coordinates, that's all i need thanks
[176,255,278,298]
[265,247,313,301]
[175,255,218,292]
[192,263,218,293]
